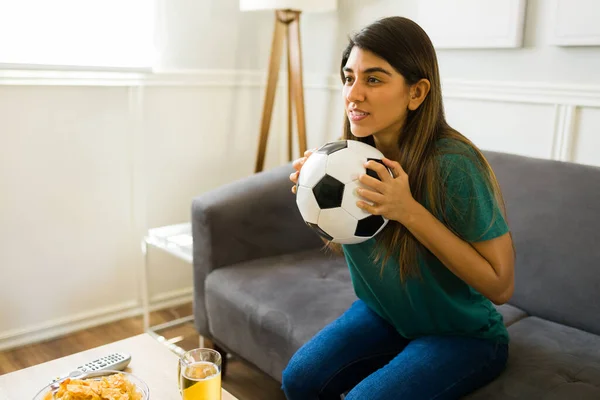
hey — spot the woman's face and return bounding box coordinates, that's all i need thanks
[342,47,412,141]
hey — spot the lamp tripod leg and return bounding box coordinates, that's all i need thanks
[288,13,308,159]
[286,22,293,162]
[255,12,285,173]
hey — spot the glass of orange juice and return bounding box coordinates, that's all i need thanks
[178,348,222,400]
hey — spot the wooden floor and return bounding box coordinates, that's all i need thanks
[0,303,286,400]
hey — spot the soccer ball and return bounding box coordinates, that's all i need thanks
[295,140,392,244]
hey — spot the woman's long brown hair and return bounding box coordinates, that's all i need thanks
[328,17,510,282]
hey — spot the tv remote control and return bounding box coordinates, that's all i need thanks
[51,352,131,384]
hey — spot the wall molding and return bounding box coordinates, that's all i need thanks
[2,68,599,108]
[0,68,337,89]
[0,287,193,352]
[440,80,600,108]
[416,0,526,49]
[551,105,577,161]
[550,0,600,47]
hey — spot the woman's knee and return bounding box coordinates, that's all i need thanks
[281,351,321,399]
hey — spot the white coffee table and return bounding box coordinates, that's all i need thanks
[0,333,237,400]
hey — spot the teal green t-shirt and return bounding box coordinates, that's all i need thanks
[342,140,510,343]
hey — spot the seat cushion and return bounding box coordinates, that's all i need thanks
[205,250,528,383]
[465,316,600,399]
[205,248,355,382]
[495,303,527,327]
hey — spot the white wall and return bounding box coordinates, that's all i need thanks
[1,0,599,351]
[0,70,339,351]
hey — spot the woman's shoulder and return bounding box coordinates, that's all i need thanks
[435,137,476,158]
[434,138,482,177]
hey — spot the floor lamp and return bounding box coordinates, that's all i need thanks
[240,0,338,173]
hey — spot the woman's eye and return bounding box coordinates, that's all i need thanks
[368,77,381,84]
[344,76,353,84]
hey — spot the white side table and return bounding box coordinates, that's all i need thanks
[140,223,205,349]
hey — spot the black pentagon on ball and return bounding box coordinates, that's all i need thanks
[316,140,347,155]
[313,174,345,209]
[306,222,333,241]
[355,215,386,237]
[366,158,391,181]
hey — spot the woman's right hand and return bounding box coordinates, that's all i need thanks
[290,148,316,194]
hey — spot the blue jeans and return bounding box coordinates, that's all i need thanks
[282,300,508,400]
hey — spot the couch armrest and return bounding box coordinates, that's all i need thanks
[191,163,323,336]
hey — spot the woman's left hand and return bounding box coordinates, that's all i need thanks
[356,158,419,225]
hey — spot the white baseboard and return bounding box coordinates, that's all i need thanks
[149,287,193,310]
[0,287,193,352]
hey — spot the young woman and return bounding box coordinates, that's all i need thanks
[284,16,515,400]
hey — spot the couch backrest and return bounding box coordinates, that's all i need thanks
[484,151,600,335]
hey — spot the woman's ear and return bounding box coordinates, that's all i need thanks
[408,79,431,111]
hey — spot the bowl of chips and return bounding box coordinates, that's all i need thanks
[32,370,149,400]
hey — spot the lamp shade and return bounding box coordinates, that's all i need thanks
[240,0,337,12]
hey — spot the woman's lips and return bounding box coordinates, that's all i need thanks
[349,110,369,122]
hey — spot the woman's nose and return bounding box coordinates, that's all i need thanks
[346,82,365,103]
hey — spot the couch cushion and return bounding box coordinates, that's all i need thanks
[465,316,600,399]
[205,248,355,381]
[484,151,600,335]
[495,303,527,327]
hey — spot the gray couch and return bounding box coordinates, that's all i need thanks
[192,150,600,399]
